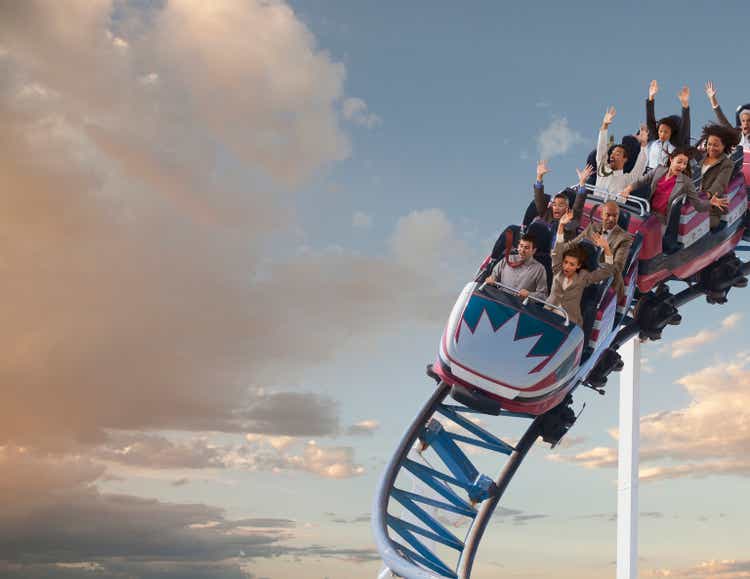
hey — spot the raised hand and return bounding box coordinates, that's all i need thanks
[710,195,729,211]
[576,164,595,186]
[637,123,649,146]
[536,160,550,181]
[648,80,659,101]
[678,85,690,108]
[559,209,574,226]
[602,106,616,129]
[705,81,718,107]
[592,232,611,252]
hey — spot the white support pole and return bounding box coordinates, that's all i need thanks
[617,337,640,579]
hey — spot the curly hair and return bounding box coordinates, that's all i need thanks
[562,245,588,271]
[666,146,696,178]
[700,123,741,153]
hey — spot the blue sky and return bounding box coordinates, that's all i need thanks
[1,1,749,578]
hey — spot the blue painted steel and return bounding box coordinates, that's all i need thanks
[390,487,475,520]
[401,459,476,516]
[419,420,479,485]
[387,539,458,578]
[436,404,516,454]
[387,514,464,551]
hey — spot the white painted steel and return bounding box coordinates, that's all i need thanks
[617,337,640,579]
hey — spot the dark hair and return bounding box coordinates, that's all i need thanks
[562,246,587,269]
[519,233,537,249]
[700,123,741,153]
[611,144,629,160]
[552,192,570,206]
[657,116,680,142]
[667,146,695,178]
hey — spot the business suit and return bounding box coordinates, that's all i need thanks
[628,166,711,224]
[561,223,633,298]
[549,246,615,327]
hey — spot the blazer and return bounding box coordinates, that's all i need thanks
[628,166,711,224]
[533,182,580,241]
[561,223,633,298]
[698,154,733,197]
[549,245,616,327]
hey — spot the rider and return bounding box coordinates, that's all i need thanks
[533,160,581,241]
[620,147,729,236]
[697,123,741,228]
[485,234,548,301]
[595,107,649,192]
[705,81,750,153]
[645,80,691,170]
[556,199,633,298]
[548,215,616,328]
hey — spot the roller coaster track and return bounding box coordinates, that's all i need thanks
[372,257,750,579]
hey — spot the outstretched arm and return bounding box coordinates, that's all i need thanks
[678,86,691,146]
[533,160,549,217]
[596,107,616,167]
[571,165,594,222]
[627,124,649,180]
[705,81,732,128]
[646,80,658,140]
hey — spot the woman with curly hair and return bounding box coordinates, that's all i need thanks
[698,123,741,228]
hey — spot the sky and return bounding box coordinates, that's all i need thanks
[1,1,749,578]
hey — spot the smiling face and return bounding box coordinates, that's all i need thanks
[551,196,569,220]
[517,239,535,260]
[740,111,750,136]
[706,135,725,159]
[609,146,628,170]
[669,153,689,175]
[658,123,673,142]
[562,255,582,278]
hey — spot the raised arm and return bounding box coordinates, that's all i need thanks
[533,160,550,217]
[571,165,595,222]
[677,86,691,145]
[596,107,616,167]
[621,168,656,199]
[646,80,658,140]
[626,124,649,181]
[705,81,733,128]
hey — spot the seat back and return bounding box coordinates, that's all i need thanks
[663,196,685,254]
[491,225,521,260]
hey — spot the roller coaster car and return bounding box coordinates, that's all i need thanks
[433,148,746,417]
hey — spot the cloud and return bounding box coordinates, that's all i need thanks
[346,419,380,436]
[644,559,750,578]
[223,437,366,479]
[537,117,586,160]
[551,353,750,481]
[352,210,373,229]
[342,97,382,129]
[389,208,469,279]
[670,313,742,358]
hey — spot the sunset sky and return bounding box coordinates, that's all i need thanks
[1,1,749,578]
